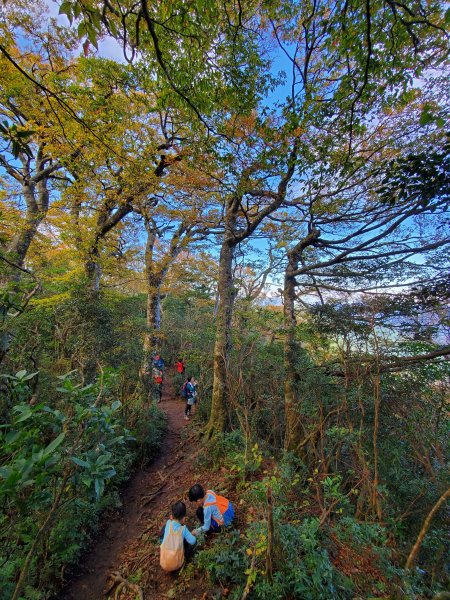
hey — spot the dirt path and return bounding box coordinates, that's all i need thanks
[60,378,192,600]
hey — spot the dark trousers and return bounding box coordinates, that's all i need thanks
[185,402,193,416]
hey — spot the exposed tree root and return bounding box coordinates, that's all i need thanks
[105,571,144,600]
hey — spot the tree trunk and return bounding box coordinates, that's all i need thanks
[206,233,237,437]
[7,174,49,267]
[141,226,158,395]
[84,246,102,293]
[142,279,162,396]
[283,230,320,454]
[283,250,304,452]
[405,486,450,570]
[7,217,40,267]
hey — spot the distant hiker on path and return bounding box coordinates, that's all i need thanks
[176,358,185,375]
[160,501,196,571]
[152,354,165,403]
[188,484,234,534]
[191,376,199,407]
[182,376,195,420]
[175,358,186,394]
[152,366,163,402]
[153,354,165,371]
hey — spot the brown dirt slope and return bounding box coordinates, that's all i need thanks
[60,378,198,600]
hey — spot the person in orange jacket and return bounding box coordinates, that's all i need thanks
[188,484,234,533]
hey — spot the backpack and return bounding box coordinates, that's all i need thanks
[181,382,188,398]
[160,522,184,571]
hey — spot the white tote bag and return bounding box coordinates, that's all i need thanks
[160,522,184,571]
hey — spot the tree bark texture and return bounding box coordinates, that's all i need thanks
[84,246,102,293]
[207,231,237,437]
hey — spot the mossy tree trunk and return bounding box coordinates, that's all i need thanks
[207,221,237,437]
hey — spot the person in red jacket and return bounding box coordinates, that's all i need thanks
[175,358,185,393]
[152,366,163,402]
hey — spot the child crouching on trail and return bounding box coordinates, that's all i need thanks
[160,501,196,572]
[188,484,234,534]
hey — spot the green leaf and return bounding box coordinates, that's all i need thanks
[94,478,105,498]
[108,19,118,37]
[59,0,72,17]
[419,105,434,126]
[91,10,101,31]
[20,371,39,381]
[43,432,65,457]
[71,456,90,468]
[14,408,33,423]
[5,430,21,444]
[102,468,116,479]
[87,27,99,50]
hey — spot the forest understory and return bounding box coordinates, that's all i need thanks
[1,0,449,598]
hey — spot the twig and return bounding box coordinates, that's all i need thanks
[266,486,274,584]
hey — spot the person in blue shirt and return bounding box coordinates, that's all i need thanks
[159,501,196,567]
[153,354,165,371]
[188,484,234,534]
[183,376,195,420]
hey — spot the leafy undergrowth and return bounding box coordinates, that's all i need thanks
[132,431,444,600]
[0,369,167,600]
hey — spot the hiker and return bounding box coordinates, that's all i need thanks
[182,376,195,420]
[176,358,185,375]
[160,501,196,572]
[175,358,186,393]
[152,365,163,403]
[153,354,165,372]
[152,354,165,402]
[191,376,199,406]
[188,484,234,534]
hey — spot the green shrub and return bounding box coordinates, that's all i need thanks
[0,369,165,599]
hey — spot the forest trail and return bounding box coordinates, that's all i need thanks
[60,377,195,600]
